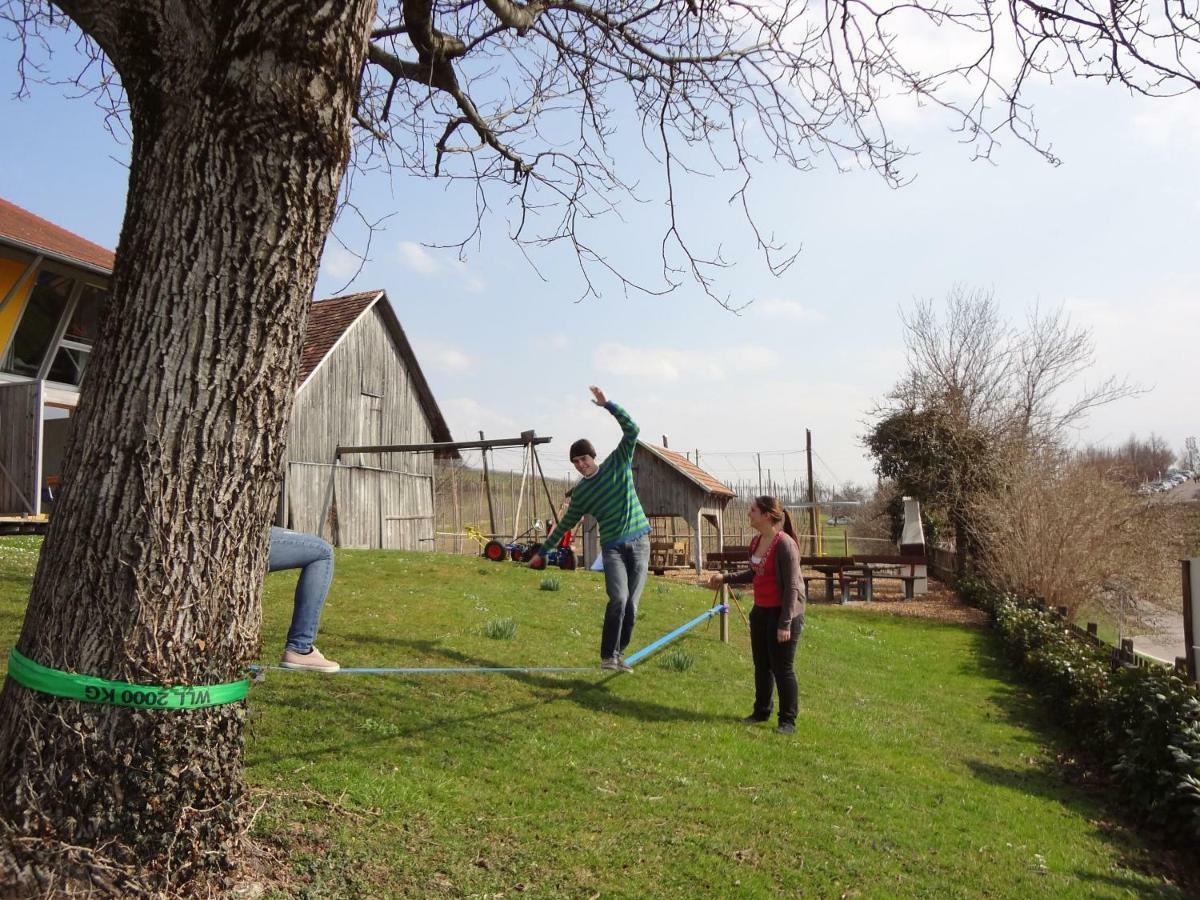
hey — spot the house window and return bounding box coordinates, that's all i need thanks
[2,271,73,378]
[46,284,106,386]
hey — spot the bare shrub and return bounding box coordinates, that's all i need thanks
[969,453,1187,620]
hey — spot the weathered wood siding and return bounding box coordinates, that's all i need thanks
[286,305,435,549]
[0,380,42,515]
[633,446,705,524]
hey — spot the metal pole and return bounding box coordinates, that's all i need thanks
[479,431,497,537]
[806,429,817,556]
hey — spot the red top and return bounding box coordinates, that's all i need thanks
[749,532,783,608]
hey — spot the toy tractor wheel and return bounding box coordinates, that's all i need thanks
[557,548,577,570]
[483,540,507,562]
[510,545,526,562]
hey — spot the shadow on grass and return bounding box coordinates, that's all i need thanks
[250,632,728,767]
[960,628,1197,896]
[335,632,727,725]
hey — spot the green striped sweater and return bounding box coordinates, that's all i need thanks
[544,402,650,551]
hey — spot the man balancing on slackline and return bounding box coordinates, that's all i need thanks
[527,386,650,673]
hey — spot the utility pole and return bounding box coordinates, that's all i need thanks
[756,452,763,496]
[479,430,497,536]
[805,428,817,556]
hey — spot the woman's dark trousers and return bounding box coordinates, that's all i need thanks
[748,604,800,726]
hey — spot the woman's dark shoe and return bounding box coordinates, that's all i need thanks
[740,714,770,724]
[775,722,796,735]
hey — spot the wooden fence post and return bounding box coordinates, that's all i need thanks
[1120,638,1135,665]
[1183,558,1199,683]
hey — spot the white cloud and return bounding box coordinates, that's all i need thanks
[1057,290,1199,452]
[449,259,487,294]
[441,397,522,442]
[755,298,823,322]
[321,244,361,280]
[415,339,474,372]
[594,342,779,382]
[546,334,570,351]
[1129,100,1200,150]
[398,241,438,275]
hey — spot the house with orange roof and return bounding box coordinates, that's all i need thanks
[0,198,453,549]
[629,441,736,573]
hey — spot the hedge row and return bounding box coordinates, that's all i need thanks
[957,575,1200,843]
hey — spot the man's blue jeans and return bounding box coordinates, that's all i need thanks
[268,527,334,653]
[600,533,650,660]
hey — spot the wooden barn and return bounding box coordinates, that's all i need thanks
[0,197,454,548]
[284,290,455,550]
[0,197,113,524]
[583,441,735,573]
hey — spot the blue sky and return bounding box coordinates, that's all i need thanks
[2,27,1196,489]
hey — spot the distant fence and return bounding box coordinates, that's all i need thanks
[942,545,1194,681]
[1039,599,1192,678]
[927,547,958,582]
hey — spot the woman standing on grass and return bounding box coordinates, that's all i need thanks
[708,496,805,735]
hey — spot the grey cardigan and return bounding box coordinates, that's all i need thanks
[724,532,806,631]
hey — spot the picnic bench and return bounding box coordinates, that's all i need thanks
[706,550,926,601]
[705,546,751,571]
[800,555,924,603]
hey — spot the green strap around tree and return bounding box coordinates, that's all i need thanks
[6,648,249,709]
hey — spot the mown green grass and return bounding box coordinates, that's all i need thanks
[0,537,1186,898]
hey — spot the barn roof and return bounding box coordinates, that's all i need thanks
[637,442,735,498]
[297,291,380,384]
[300,290,455,448]
[0,197,115,275]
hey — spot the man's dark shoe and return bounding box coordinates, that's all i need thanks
[775,722,796,735]
[741,714,770,724]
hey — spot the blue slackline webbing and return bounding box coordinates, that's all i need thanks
[249,604,728,677]
[252,664,595,676]
[623,604,727,666]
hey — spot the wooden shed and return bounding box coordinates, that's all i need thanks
[282,290,455,550]
[628,441,735,573]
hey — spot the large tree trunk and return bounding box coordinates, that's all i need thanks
[0,2,375,893]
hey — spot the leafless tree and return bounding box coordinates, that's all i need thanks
[1079,432,1175,486]
[868,286,1139,567]
[0,0,1196,894]
[889,287,1138,447]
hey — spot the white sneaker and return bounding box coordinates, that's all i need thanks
[280,646,340,673]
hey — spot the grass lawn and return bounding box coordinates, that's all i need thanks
[0,537,1188,898]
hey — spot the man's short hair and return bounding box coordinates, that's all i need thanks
[569,438,596,460]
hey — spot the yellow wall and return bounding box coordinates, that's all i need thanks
[0,256,34,353]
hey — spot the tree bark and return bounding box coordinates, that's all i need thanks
[0,2,376,893]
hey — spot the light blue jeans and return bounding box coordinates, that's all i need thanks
[268,527,334,652]
[600,533,650,660]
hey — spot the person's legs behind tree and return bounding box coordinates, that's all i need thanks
[269,526,340,672]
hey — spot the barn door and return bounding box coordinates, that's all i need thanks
[0,379,43,515]
[382,470,434,551]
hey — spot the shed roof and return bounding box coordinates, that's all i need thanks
[300,290,455,449]
[0,197,115,275]
[637,442,735,498]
